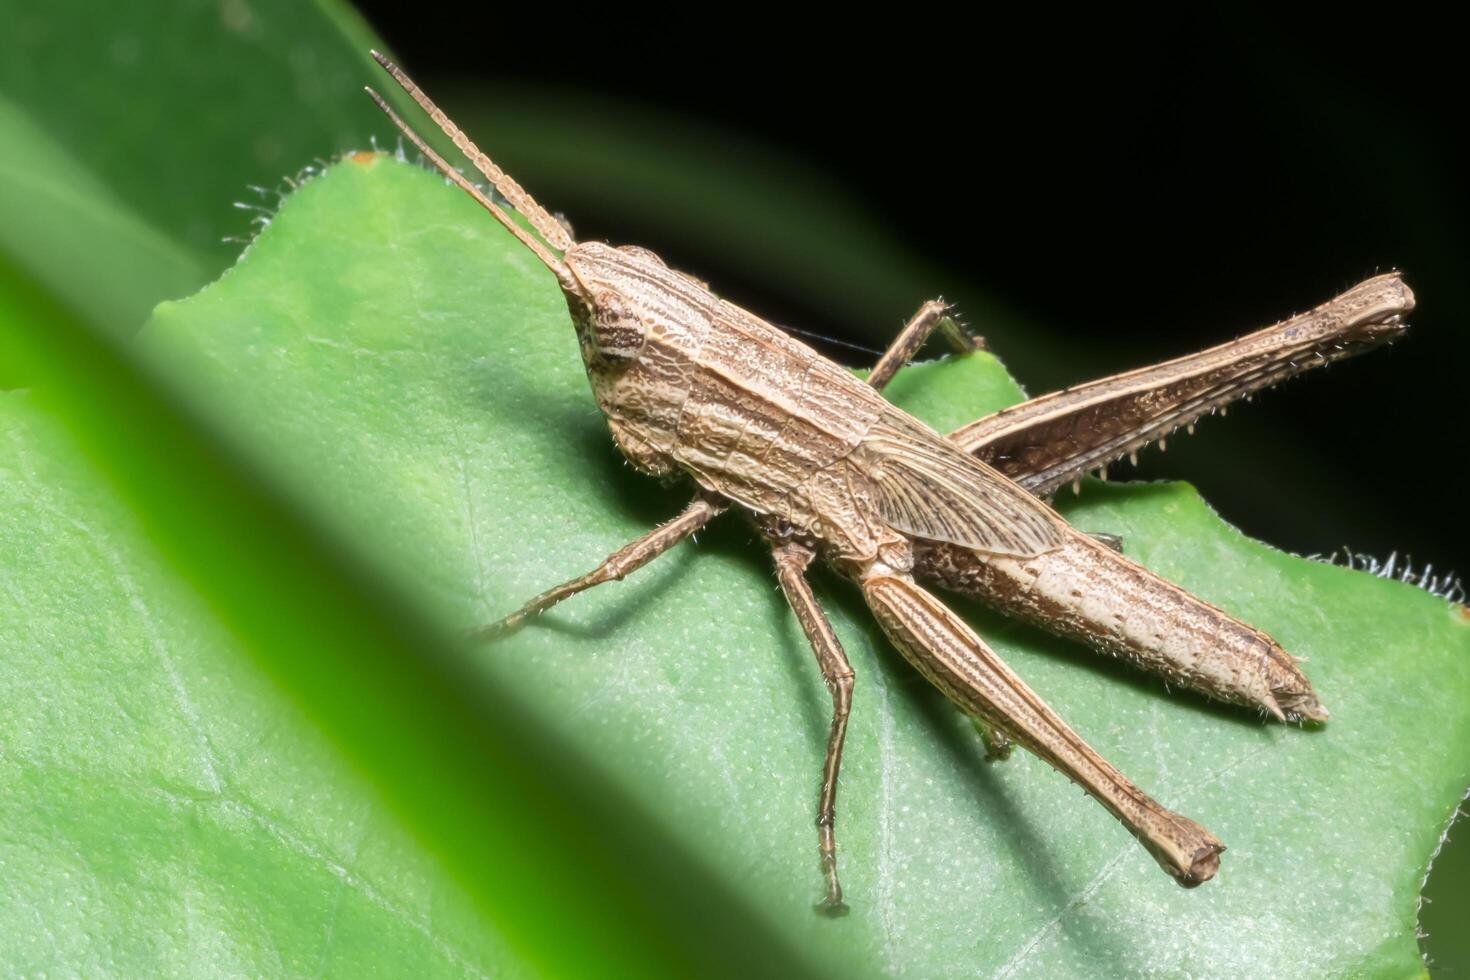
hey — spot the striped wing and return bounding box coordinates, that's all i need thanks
[863,413,1065,558]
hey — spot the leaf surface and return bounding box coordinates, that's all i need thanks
[115,156,1470,976]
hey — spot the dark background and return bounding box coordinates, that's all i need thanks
[351,8,1466,580]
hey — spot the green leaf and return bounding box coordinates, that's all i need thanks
[117,156,1470,975]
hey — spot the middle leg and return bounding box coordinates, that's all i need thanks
[770,539,854,915]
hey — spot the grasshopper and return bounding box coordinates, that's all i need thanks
[365,52,1414,912]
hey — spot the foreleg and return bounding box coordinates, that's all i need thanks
[471,494,725,640]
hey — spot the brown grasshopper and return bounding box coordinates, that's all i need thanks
[365,52,1414,912]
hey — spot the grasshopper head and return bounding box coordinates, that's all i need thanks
[563,242,697,363]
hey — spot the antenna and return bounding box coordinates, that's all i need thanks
[364,86,575,290]
[369,50,574,252]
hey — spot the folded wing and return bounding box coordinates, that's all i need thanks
[862,412,1065,558]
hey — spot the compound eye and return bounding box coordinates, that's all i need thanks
[591,289,647,360]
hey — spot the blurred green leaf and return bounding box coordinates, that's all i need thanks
[0,93,203,340]
[111,155,1470,976]
[0,0,405,336]
[1424,806,1470,973]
